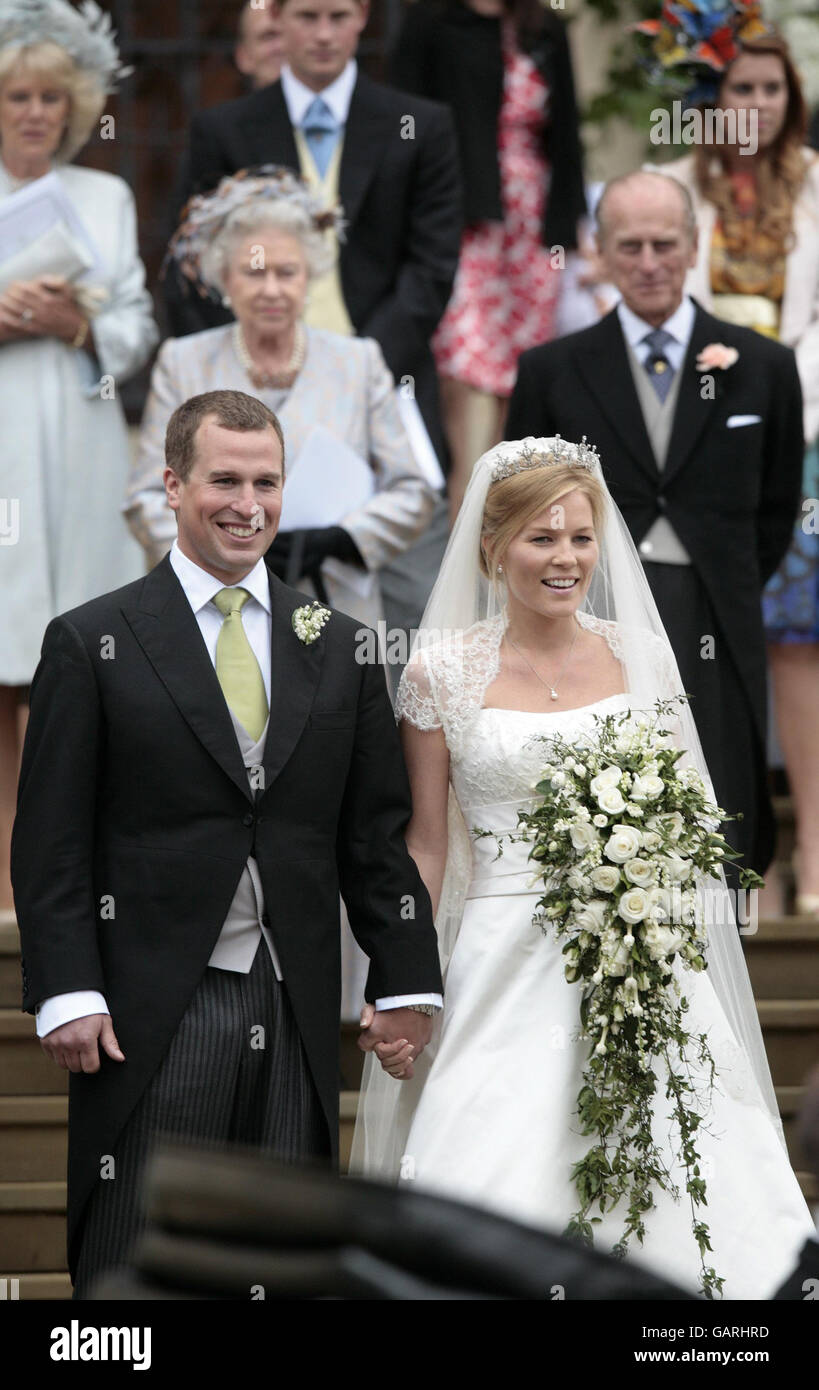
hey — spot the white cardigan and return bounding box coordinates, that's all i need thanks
[656,150,819,444]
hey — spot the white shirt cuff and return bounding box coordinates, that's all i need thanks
[374,993,443,1011]
[35,991,110,1038]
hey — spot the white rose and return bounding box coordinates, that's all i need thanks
[593,813,608,828]
[617,887,650,925]
[590,766,621,795]
[567,866,587,892]
[664,811,685,842]
[642,921,684,961]
[591,865,621,893]
[574,899,608,934]
[569,820,598,852]
[642,830,662,853]
[550,771,566,788]
[623,857,656,887]
[604,824,642,863]
[662,853,692,883]
[631,773,665,802]
[597,786,627,815]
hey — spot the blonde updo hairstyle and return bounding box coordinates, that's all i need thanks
[479,464,608,582]
[0,41,106,162]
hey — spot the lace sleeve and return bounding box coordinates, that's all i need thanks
[395,649,442,731]
[394,617,505,745]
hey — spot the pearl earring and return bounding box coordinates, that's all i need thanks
[222,294,232,309]
[497,564,503,575]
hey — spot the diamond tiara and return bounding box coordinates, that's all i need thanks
[488,435,600,485]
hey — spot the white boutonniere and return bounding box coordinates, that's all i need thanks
[696,343,739,373]
[292,601,331,645]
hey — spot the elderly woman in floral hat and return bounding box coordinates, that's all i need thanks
[126,166,436,635]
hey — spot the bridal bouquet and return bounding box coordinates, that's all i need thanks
[476,697,762,1299]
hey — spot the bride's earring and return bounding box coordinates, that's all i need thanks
[222,294,232,309]
[497,564,503,575]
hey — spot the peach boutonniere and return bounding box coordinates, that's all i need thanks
[696,343,739,373]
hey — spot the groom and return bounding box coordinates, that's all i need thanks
[11,389,442,1295]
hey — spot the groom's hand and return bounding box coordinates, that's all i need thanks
[357,1004,433,1080]
[40,1014,125,1073]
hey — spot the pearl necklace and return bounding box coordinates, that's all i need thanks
[506,618,581,701]
[233,321,306,389]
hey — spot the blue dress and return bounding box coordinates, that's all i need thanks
[762,441,819,643]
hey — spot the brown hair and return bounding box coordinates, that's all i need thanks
[694,33,809,252]
[479,464,607,578]
[165,390,285,482]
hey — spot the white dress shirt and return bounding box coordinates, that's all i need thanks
[616,295,695,373]
[35,541,440,1035]
[280,60,358,129]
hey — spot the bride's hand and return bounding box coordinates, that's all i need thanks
[358,1002,420,1080]
[376,1038,416,1079]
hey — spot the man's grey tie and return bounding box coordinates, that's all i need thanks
[642,328,676,404]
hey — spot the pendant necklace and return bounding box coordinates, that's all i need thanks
[506,619,581,702]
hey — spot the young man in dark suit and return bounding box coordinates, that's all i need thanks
[507,171,804,880]
[12,389,442,1295]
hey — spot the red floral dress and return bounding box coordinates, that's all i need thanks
[433,24,560,396]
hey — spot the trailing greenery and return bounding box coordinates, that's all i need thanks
[475,697,762,1298]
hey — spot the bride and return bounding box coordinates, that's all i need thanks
[352,435,814,1299]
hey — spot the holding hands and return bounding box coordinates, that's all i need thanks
[0,275,88,346]
[358,1003,433,1081]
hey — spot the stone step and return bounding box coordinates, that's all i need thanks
[0,1181,66,1273]
[0,1096,68,1181]
[745,918,819,1000]
[0,915,20,1011]
[756,1001,819,1089]
[0,1010,67,1096]
[0,1272,72,1300]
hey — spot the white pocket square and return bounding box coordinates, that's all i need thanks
[726,414,762,428]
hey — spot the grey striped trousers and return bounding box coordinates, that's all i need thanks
[72,941,328,1298]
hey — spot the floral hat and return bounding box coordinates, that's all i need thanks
[633,0,777,107]
[163,164,346,301]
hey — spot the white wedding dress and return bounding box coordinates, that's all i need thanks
[396,620,814,1300]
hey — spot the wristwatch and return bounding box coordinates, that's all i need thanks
[407,1003,438,1016]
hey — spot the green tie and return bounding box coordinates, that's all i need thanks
[212,587,269,740]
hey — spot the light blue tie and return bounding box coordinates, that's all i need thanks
[642,329,676,404]
[302,96,338,178]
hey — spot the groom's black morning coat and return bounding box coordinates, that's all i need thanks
[12,557,443,1278]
